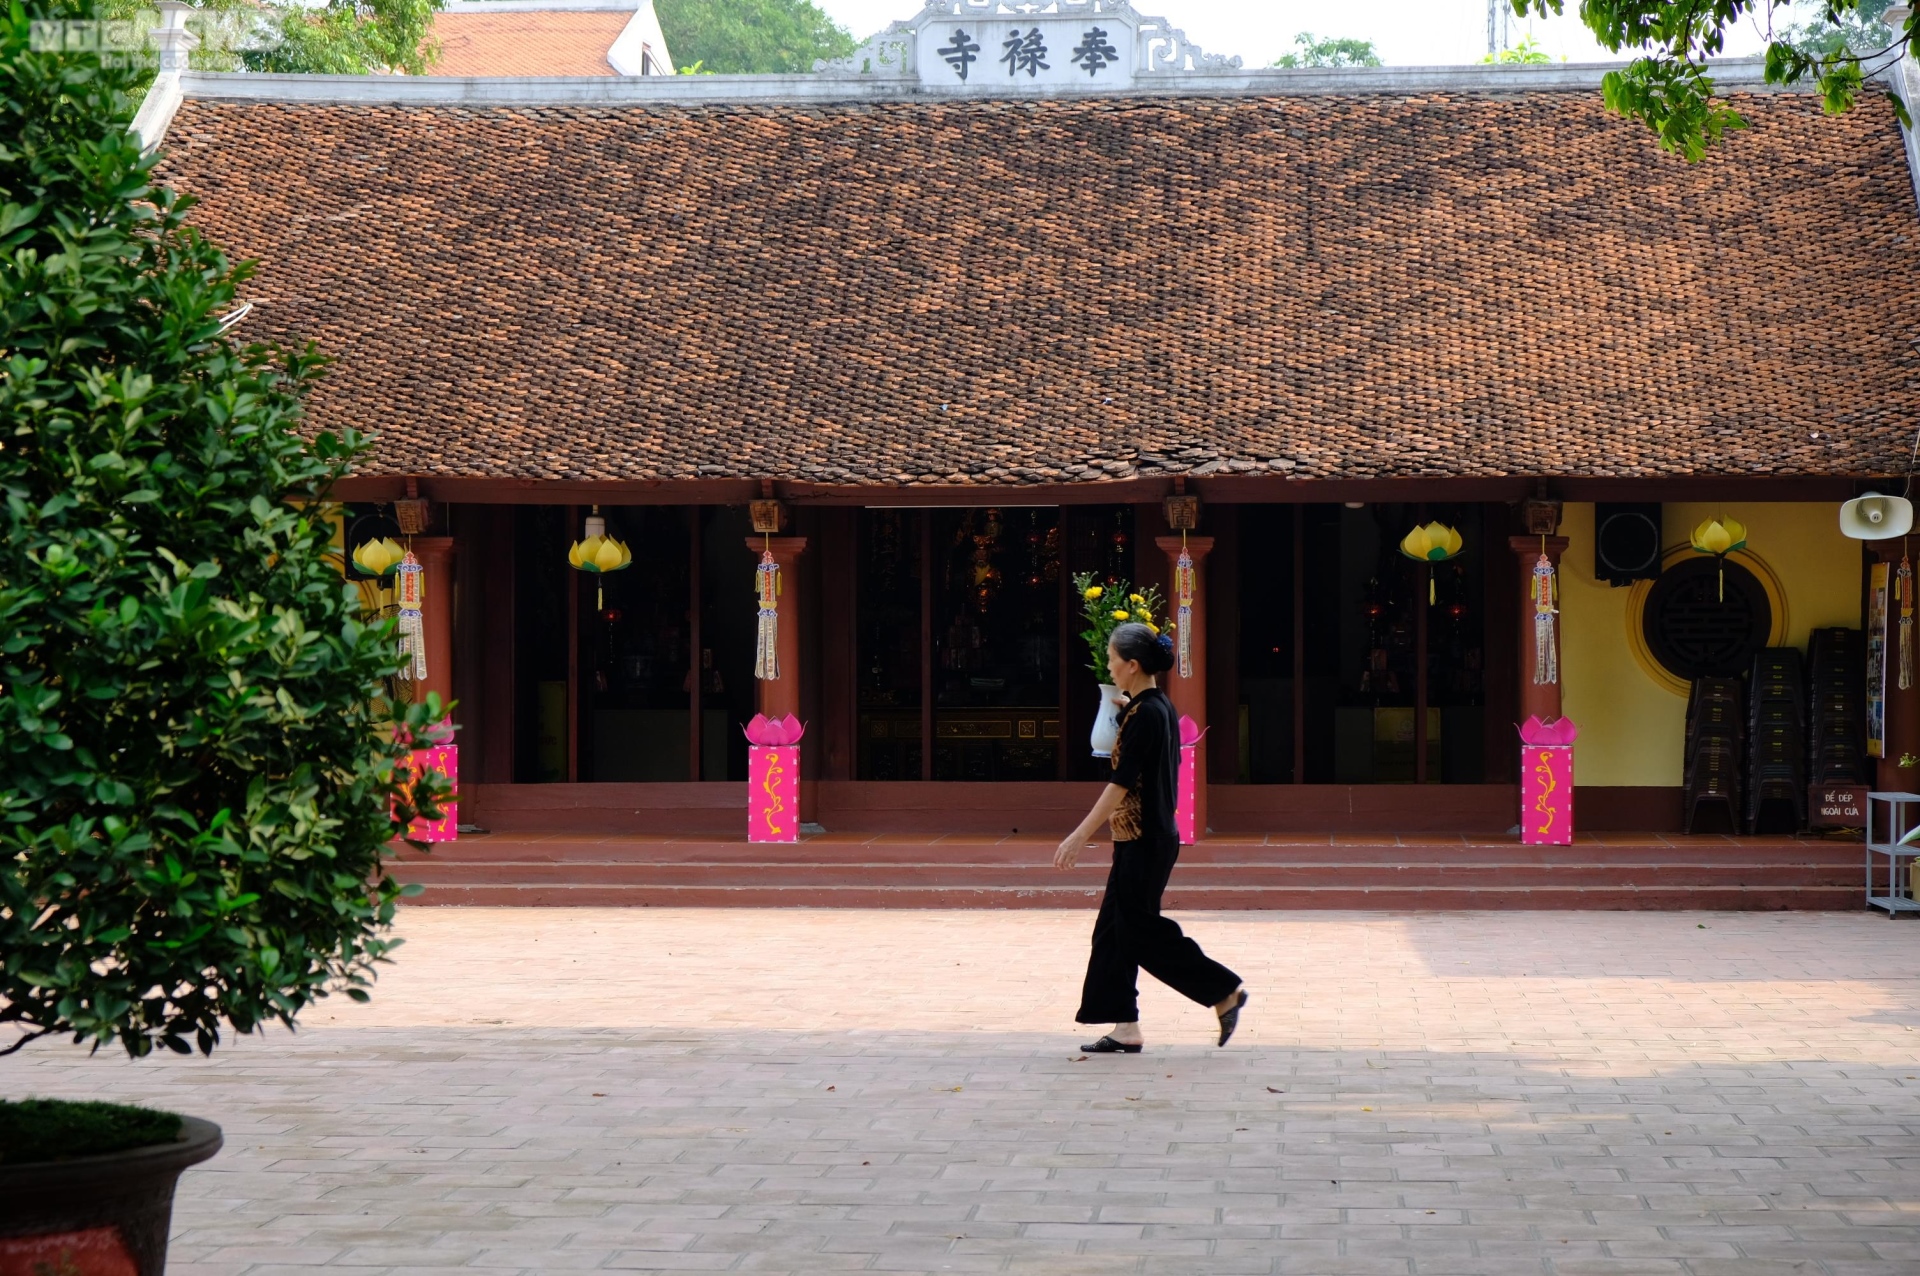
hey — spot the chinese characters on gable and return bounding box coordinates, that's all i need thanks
[924,20,1134,87]
[936,27,979,80]
[1002,27,1048,77]
[1071,26,1119,75]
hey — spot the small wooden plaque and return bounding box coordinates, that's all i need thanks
[1164,494,1201,530]
[749,500,787,534]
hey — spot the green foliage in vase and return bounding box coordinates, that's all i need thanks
[0,0,451,1060]
[1273,32,1382,68]
[655,0,855,74]
[1071,573,1168,678]
[1515,0,1915,159]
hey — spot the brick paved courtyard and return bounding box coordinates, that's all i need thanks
[8,909,1920,1274]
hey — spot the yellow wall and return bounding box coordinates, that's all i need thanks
[1560,502,1862,787]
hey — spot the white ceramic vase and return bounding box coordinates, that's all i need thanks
[1090,683,1126,758]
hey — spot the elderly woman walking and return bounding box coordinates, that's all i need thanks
[1054,622,1248,1053]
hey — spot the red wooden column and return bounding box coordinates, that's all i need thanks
[412,535,456,714]
[1508,535,1570,723]
[745,536,809,720]
[1872,540,1920,793]
[1156,535,1213,838]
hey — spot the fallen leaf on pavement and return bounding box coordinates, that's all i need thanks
[1266,1086,1284,1093]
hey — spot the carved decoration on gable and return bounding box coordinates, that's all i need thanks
[1136,14,1241,73]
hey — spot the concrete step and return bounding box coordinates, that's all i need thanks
[399,882,1858,910]
[391,859,1859,890]
[388,833,1867,910]
[399,835,1862,868]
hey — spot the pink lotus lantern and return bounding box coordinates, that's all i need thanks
[1177,715,1208,845]
[1517,715,1577,846]
[743,713,805,843]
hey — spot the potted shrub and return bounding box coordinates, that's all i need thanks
[0,3,449,1270]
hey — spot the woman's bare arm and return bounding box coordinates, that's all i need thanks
[1054,783,1128,869]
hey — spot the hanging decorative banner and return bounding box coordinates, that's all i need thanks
[753,547,781,681]
[394,550,427,682]
[1869,562,1890,757]
[1173,542,1195,679]
[744,713,805,843]
[1900,554,1913,692]
[1517,715,1577,846]
[1176,714,1207,845]
[1530,550,1558,686]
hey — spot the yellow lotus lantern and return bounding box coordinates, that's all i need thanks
[1399,522,1464,562]
[567,509,632,575]
[351,536,406,578]
[1690,516,1748,601]
[567,535,632,574]
[568,507,632,613]
[1399,522,1465,604]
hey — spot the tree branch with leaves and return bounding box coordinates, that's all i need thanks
[1520,0,1915,159]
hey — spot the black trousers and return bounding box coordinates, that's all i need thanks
[1076,836,1241,1024]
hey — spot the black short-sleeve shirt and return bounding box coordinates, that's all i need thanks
[1108,686,1178,843]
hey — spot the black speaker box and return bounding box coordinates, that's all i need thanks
[1595,502,1663,586]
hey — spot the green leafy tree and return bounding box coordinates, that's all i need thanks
[1482,34,1556,63]
[97,0,444,77]
[1273,31,1382,68]
[1516,0,1917,159]
[0,0,449,1059]
[655,0,854,74]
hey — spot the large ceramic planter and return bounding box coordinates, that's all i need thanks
[1090,683,1127,758]
[0,1115,221,1276]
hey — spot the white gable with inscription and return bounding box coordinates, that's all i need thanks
[815,0,1242,88]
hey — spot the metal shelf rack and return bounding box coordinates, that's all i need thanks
[1866,791,1920,916]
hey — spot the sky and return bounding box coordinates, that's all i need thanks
[811,0,1782,68]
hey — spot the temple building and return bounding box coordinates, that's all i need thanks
[132,2,1920,902]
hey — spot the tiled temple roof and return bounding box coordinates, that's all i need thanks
[426,11,629,77]
[156,87,1920,485]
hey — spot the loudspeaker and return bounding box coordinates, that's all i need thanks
[1595,502,1663,586]
[1839,492,1914,540]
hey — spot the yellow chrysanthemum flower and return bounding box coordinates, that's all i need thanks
[1111,609,1131,621]
[1128,593,1145,603]
[1084,585,1103,600]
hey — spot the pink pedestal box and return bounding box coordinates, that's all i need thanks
[744,714,805,844]
[1517,715,1577,846]
[1176,715,1207,846]
[397,738,458,843]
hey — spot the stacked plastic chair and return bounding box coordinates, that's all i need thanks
[1685,677,1743,833]
[1746,647,1806,832]
[1806,626,1867,788]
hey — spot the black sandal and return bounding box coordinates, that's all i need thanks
[1216,989,1249,1047]
[1081,1035,1144,1054]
